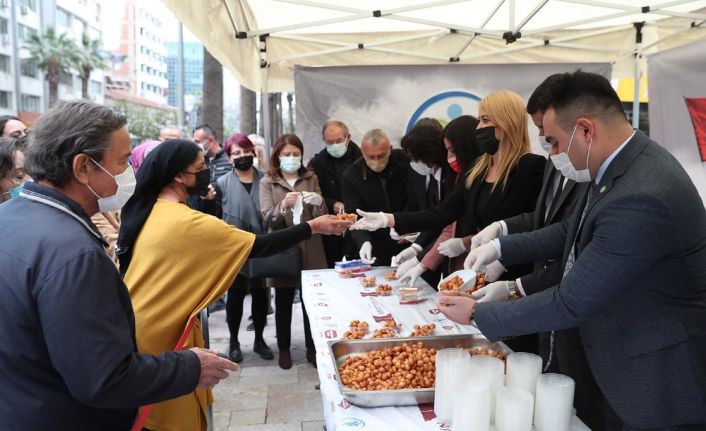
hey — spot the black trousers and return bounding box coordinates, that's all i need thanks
[554,328,606,431]
[226,274,268,342]
[274,286,314,351]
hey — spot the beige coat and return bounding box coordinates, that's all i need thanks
[90,211,120,265]
[260,169,328,287]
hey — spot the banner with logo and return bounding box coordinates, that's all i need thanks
[294,62,610,161]
[648,39,706,204]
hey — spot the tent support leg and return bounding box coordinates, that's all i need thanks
[632,22,644,130]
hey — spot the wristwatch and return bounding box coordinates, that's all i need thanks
[506,280,520,300]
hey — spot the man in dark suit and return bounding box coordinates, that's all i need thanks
[469,75,603,429]
[308,120,362,266]
[440,71,706,430]
[342,128,409,266]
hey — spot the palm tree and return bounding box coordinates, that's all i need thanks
[202,48,223,140]
[76,33,108,99]
[23,28,77,107]
[240,85,256,135]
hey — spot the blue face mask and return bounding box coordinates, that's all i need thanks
[8,184,23,198]
[326,141,347,158]
[2,179,30,200]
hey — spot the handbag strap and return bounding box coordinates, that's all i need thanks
[130,316,197,431]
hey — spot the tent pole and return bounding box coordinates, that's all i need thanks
[509,0,515,29]
[632,22,644,130]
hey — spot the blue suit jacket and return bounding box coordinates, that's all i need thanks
[476,130,706,428]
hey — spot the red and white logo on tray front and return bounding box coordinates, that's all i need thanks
[323,329,338,339]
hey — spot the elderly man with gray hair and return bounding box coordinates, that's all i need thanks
[0,100,238,430]
[308,120,363,266]
[341,128,410,266]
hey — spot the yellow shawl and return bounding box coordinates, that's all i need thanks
[125,199,255,431]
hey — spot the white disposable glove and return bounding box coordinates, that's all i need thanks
[358,241,376,264]
[437,237,467,258]
[301,191,323,206]
[484,260,507,283]
[389,228,402,241]
[471,280,512,303]
[396,257,419,280]
[391,243,422,267]
[350,210,389,231]
[401,232,420,243]
[398,263,426,286]
[471,222,504,249]
[464,241,501,272]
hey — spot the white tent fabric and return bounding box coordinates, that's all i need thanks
[161,0,706,93]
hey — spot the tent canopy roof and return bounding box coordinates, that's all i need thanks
[162,0,706,92]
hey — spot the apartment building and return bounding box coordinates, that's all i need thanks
[0,0,105,122]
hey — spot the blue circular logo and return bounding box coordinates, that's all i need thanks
[338,417,366,430]
[406,90,482,132]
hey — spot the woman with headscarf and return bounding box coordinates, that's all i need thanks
[117,139,352,431]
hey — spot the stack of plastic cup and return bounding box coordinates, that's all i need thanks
[469,354,505,423]
[495,383,534,431]
[534,373,575,431]
[452,376,491,431]
[506,352,542,396]
[434,348,470,425]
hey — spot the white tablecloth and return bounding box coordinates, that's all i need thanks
[302,266,590,431]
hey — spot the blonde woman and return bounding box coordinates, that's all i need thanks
[351,91,545,351]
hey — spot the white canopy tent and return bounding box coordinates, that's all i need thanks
[162,0,706,99]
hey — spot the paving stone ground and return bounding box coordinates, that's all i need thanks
[207,293,325,431]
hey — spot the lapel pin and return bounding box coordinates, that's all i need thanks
[600,186,606,193]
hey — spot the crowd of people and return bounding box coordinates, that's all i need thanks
[0,70,704,431]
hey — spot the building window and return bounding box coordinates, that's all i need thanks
[57,7,72,27]
[89,80,102,95]
[20,0,37,12]
[59,71,73,87]
[20,59,37,78]
[20,94,41,112]
[0,54,10,73]
[0,17,8,35]
[0,91,10,109]
[18,24,38,42]
[75,18,86,34]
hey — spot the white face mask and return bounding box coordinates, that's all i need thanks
[279,155,301,174]
[540,137,553,154]
[326,141,347,158]
[197,143,207,155]
[550,124,592,183]
[86,157,137,212]
[409,160,434,176]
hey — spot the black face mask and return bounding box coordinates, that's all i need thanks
[233,155,254,171]
[476,126,500,155]
[186,168,211,196]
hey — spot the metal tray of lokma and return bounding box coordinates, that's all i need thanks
[328,334,512,407]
